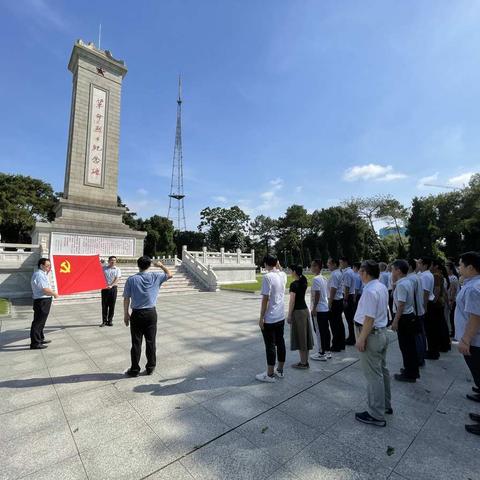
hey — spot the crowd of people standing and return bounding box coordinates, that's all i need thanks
[257,253,480,435]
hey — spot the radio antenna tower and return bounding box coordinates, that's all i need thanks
[167,75,187,231]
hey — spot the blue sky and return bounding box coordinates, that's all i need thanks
[1,0,479,230]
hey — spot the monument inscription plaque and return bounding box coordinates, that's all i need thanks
[51,233,134,257]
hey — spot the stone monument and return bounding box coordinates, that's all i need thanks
[32,40,146,257]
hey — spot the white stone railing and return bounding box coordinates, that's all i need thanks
[187,246,255,265]
[0,243,41,253]
[181,247,218,291]
[151,255,181,266]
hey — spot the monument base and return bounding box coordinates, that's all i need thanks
[32,199,146,258]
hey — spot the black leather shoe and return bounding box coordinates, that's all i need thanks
[394,373,416,383]
[106,322,113,327]
[30,344,47,350]
[99,323,107,327]
[385,408,394,415]
[401,368,420,379]
[425,352,439,360]
[146,368,155,375]
[125,369,139,377]
[469,412,480,423]
[472,386,480,394]
[466,394,480,403]
[41,340,52,344]
[465,423,480,435]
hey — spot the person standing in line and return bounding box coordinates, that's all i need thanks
[30,258,59,350]
[288,265,314,369]
[387,264,395,322]
[354,260,392,427]
[379,262,390,289]
[123,256,173,377]
[433,259,451,352]
[100,256,122,327]
[447,261,460,338]
[455,252,480,435]
[340,257,356,345]
[418,257,438,360]
[310,259,332,362]
[257,256,287,382]
[391,260,419,382]
[327,257,345,352]
[407,258,426,367]
[353,261,363,313]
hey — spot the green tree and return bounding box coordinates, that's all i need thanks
[0,173,57,243]
[198,206,250,251]
[142,215,175,257]
[461,174,480,252]
[117,195,142,230]
[406,196,439,258]
[277,205,310,265]
[377,197,408,252]
[174,230,206,256]
[250,215,277,255]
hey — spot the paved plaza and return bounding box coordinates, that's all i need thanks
[0,291,478,480]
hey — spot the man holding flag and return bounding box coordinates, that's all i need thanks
[123,256,173,377]
[30,258,58,350]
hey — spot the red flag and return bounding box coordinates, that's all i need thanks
[52,254,107,295]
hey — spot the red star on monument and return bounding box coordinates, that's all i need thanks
[96,67,105,76]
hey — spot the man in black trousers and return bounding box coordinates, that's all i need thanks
[100,256,122,327]
[123,256,173,377]
[30,258,58,349]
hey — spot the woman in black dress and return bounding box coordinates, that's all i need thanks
[288,265,314,368]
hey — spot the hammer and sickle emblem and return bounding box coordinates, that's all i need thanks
[60,260,71,274]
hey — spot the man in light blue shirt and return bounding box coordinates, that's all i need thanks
[327,257,346,351]
[340,257,356,345]
[123,256,173,377]
[455,251,480,436]
[30,258,58,349]
[100,256,122,327]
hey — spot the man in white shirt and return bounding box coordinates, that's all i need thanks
[354,260,392,427]
[327,257,346,351]
[340,257,356,345]
[391,259,419,382]
[353,262,363,311]
[310,259,331,362]
[418,257,438,360]
[257,255,287,382]
[407,258,426,366]
[100,256,122,327]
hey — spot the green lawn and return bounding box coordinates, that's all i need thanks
[221,273,318,293]
[0,298,10,315]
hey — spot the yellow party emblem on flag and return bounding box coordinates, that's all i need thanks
[60,260,71,274]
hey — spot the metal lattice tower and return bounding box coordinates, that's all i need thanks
[167,75,187,231]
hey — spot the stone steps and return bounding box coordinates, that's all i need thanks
[55,265,207,303]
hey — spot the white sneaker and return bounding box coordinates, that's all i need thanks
[274,368,284,378]
[256,371,276,383]
[311,352,327,362]
[326,351,332,359]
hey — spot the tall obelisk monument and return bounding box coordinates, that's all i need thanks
[33,40,146,257]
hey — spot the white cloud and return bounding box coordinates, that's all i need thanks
[417,172,439,190]
[6,0,69,31]
[137,188,148,196]
[212,196,227,203]
[343,164,407,182]
[448,172,474,187]
[295,186,303,193]
[257,178,284,212]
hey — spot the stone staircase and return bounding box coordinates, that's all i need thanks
[55,264,207,304]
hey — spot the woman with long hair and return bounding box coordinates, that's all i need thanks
[446,261,460,338]
[432,259,451,352]
[288,265,314,368]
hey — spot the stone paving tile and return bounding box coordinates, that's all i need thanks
[236,409,319,464]
[0,398,66,442]
[283,434,392,479]
[149,404,232,457]
[147,461,195,479]
[80,426,176,480]
[181,431,281,480]
[19,455,87,480]
[0,424,78,480]
[266,467,302,480]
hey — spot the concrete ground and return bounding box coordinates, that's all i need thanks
[0,291,478,480]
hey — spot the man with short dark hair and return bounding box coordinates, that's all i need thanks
[353,261,363,312]
[123,256,173,377]
[30,258,59,349]
[407,258,426,366]
[327,257,345,351]
[340,256,356,345]
[391,259,419,382]
[354,260,392,427]
[418,257,438,359]
[100,256,121,327]
[455,251,480,435]
[257,255,287,382]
